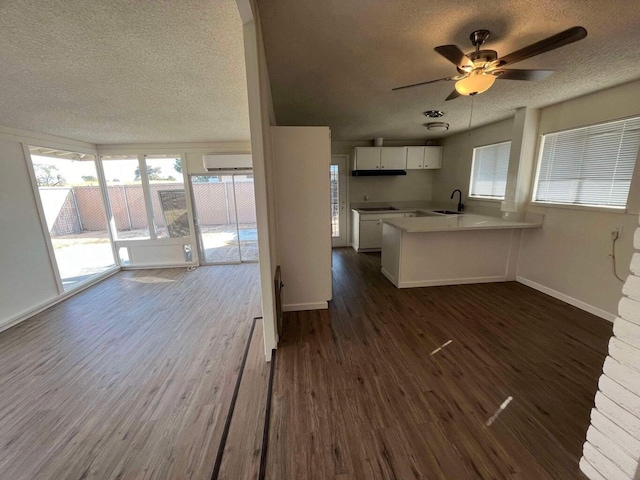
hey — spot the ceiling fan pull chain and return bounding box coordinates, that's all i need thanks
[468,94,475,134]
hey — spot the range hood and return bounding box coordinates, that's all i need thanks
[351,170,407,176]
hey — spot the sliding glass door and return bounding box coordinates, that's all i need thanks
[190,173,258,264]
[28,147,116,291]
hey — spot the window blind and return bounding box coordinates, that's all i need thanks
[469,141,511,199]
[534,116,640,208]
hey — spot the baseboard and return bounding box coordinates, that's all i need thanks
[516,276,616,322]
[350,243,381,253]
[398,276,506,288]
[283,302,328,312]
[0,267,121,334]
[380,267,398,287]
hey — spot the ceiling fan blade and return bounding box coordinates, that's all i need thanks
[392,76,457,91]
[445,90,461,101]
[434,45,474,69]
[493,69,555,81]
[496,26,587,67]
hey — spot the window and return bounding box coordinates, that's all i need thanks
[533,116,640,208]
[28,146,116,291]
[469,141,511,199]
[100,154,196,267]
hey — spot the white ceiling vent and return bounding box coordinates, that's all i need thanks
[203,153,252,172]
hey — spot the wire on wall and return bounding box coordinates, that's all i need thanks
[611,235,625,282]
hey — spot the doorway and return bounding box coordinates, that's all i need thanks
[190,173,259,264]
[331,155,348,247]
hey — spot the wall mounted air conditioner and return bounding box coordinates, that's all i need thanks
[203,153,252,172]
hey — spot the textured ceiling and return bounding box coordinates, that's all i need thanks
[0,0,249,144]
[257,0,640,141]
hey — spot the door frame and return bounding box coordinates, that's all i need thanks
[331,154,349,247]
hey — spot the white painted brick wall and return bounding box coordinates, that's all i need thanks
[581,216,640,480]
[631,253,640,275]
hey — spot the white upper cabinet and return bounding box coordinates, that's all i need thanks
[424,146,442,169]
[380,147,407,169]
[354,147,408,170]
[354,147,381,170]
[406,147,425,169]
[405,146,443,170]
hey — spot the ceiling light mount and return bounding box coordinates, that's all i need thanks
[470,29,490,48]
[426,122,449,132]
[423,110,444,118]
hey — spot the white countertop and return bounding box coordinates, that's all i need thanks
[383,213,543,233]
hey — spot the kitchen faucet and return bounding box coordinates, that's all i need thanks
[451,189,464,212]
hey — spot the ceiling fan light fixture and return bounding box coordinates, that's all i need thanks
[454,72,496,95]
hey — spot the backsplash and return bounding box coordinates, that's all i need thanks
[349,169,434,203]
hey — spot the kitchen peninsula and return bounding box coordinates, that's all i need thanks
[381,213,543,288]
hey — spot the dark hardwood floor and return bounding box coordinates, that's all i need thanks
[0,264,261,480]
[266,249,612,479]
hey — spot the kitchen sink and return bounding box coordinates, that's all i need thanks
[431,210,463,215]
[358,207,398,211]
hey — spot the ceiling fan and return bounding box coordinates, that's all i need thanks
[392,26,587,101]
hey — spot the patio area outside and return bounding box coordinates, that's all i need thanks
[50,221,258,279]
[51,233,115,289]
[200,223,258,263]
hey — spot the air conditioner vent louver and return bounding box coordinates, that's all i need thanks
[203,154,252,172]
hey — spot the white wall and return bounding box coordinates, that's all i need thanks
[517,80,640,319]
[517,208,636,319]
[432,118,514,215]
[348,171,434,204]
[0,139,59,328]
[273,126,332,311]
[240,0,280,357]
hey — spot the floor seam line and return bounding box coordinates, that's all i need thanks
[259,347,277,480]
[210,315,258,480]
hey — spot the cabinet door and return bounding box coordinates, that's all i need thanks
[406,147,425,169]
[424,146,443,169]
[355,148,381,169]
[359,220,383,249]
[380,147,407,170]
